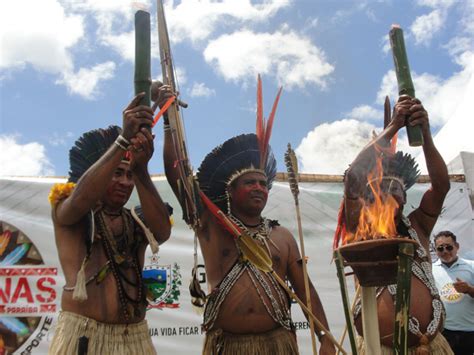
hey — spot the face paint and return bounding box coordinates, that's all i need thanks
[229,172,268,214]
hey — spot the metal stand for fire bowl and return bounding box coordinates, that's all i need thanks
[334,238,417,355]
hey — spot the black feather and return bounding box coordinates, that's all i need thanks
[196,133,276,214]
[68,125,122,182]
[383,151,420,190]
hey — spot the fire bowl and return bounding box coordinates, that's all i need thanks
[337,238,418,287]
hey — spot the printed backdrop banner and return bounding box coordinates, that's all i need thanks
[0,177,472,354]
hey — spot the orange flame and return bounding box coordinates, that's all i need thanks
[344,146,399,244]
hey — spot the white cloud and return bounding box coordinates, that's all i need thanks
[415,0,456,8]
[100,30,135,61]
[330,1,379,25]
[381,34,391,54]
[376,49,473,128]
[347,105,383,121]
[302,17,319,33]
[165,0,290,43]
[189,82,216,98]
[298,50,473,173]
[0,0,84,73]
[203,29,334,89]
[48,132,75,147]
[174,66,188,86]
[444,37,473,58]
[0,135,54,176]
[419,70,474,170]
[410,9,445,45]
[296,119,377,174]
[300,42,474,174]
[57,62,116,99]
[0,0,118,97]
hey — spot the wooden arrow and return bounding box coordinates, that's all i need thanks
[285,143,318,355]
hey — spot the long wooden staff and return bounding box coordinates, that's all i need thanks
[285,144,318,355]
[156,0,200,227]
[199,191,347,354]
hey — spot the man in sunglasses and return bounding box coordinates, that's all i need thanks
[432,231,474,355]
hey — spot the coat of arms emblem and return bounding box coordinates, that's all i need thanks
[143,255,181,309]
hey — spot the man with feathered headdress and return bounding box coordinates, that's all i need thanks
[338,95,452,354]
[158,77,336,354]
[48,93,172,354]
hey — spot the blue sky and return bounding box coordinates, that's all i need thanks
[1,0,473,177]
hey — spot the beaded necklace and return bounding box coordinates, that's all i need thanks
[228,213,275,255]
[203,214,292,331]
[96,209,145,322]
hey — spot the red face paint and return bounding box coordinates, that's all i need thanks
[230,172,268,214]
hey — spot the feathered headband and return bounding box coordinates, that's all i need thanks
[68,125,127,183]
[196,75,282,213]
[380,151,420,191]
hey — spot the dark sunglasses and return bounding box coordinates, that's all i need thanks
[436,245,454,252]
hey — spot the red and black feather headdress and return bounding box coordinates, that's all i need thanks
[196,75,282,214]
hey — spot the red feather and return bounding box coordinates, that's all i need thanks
[261,86,282,168]
[333,199,346,250]
[256,74,264,156]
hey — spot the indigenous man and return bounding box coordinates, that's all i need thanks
[432,230,474,354]
[48,93,171,354]
[157,82,336,355]
[343,95,452,354]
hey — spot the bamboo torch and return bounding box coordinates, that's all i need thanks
[389,25,423,146]
[134,10,151,125]
[285,144,318,355]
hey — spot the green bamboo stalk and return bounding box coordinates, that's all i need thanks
[134,10,151,110]
[334,250,358,355]
[389,25,424,147]
[393,242,415,355]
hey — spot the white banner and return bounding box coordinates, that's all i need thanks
[1,177,472,354]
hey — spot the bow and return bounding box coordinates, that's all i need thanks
[156,0,200,227]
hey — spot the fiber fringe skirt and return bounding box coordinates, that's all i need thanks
[357,332,454,355]
[49,311,156,355]
[203,327,299,355]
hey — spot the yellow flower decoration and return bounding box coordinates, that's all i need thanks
[48,182,76,206]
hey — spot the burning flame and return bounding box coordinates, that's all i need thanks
[344,147,399,244]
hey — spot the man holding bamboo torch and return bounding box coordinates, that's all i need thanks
[48,93,171,355]
[343,95,453,354]
[157,79,336,354]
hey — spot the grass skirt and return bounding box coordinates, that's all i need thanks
[49,311,155,355]
[203,327,299,355]
[357,332,454,354]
